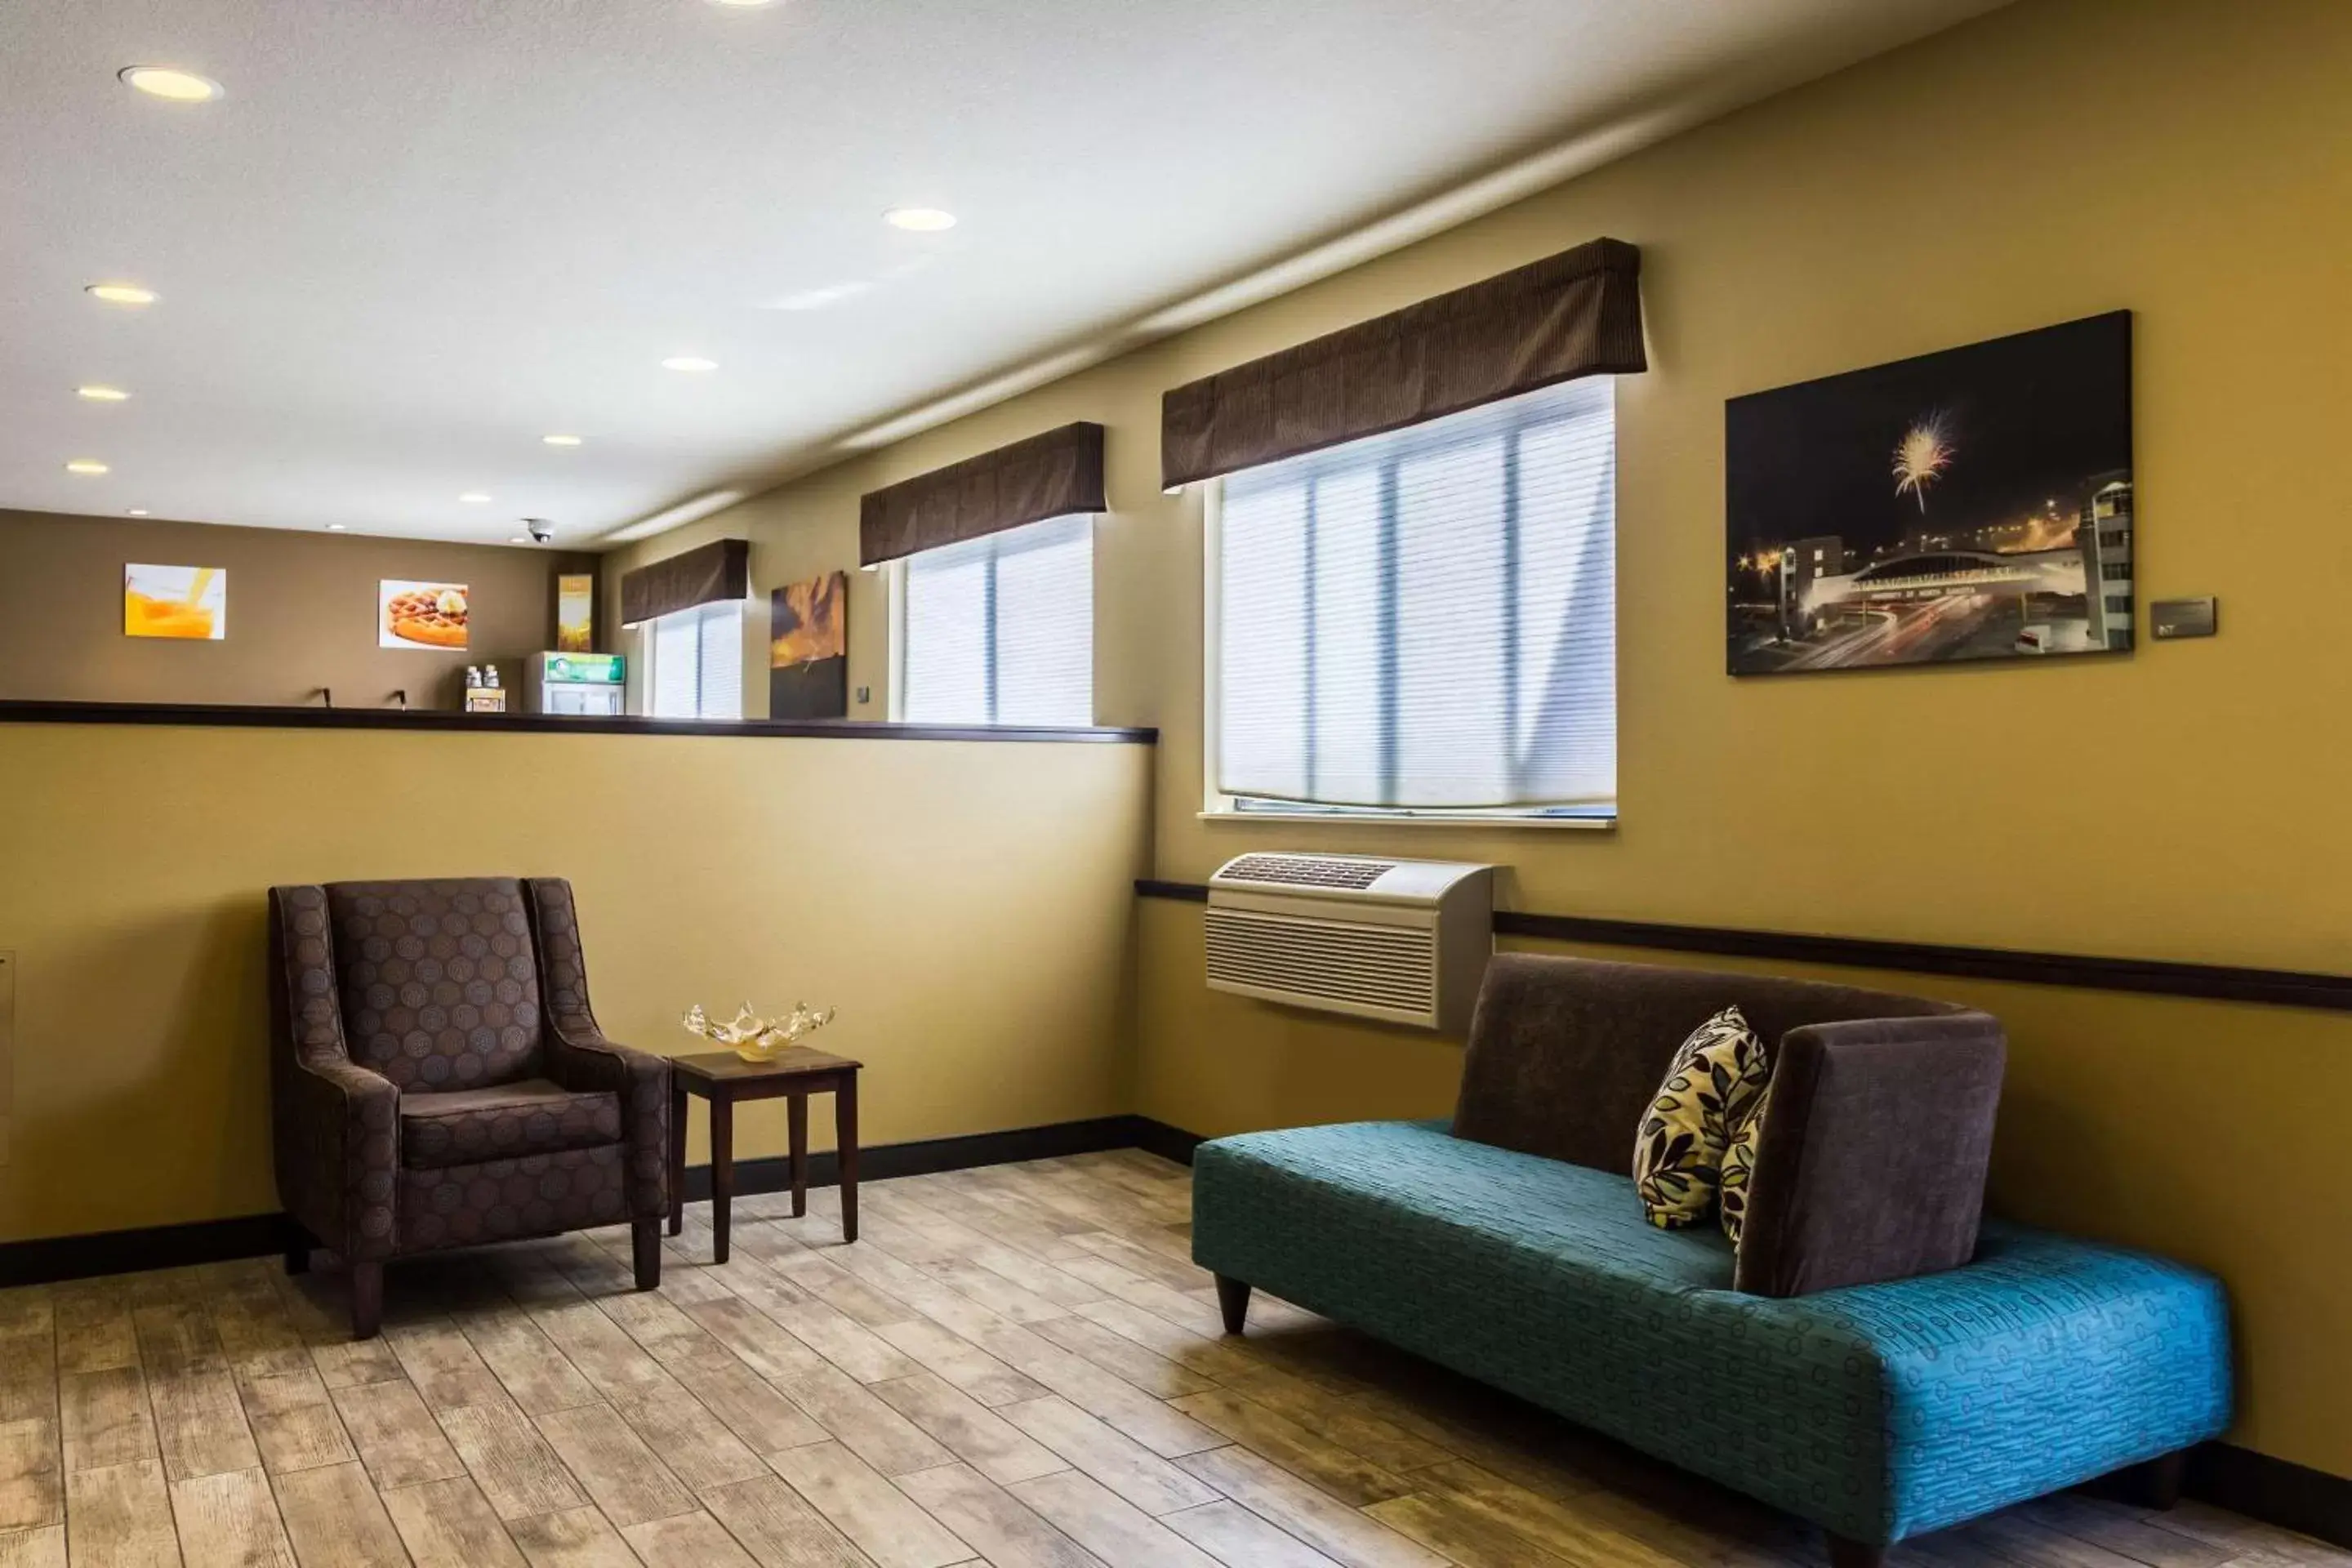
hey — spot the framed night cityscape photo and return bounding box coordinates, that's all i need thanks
[1726,311,2133,675]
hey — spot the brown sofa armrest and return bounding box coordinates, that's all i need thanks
[523,877,670,1218]
[1734,1012,2005,1298]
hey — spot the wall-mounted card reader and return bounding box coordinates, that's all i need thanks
[2151,598,2217,640]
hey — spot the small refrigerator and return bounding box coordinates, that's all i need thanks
[526,652,626,716]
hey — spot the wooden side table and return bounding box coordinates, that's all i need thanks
[668,1046,862,1263]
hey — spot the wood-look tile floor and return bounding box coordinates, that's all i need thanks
[0,1151,2339,1567]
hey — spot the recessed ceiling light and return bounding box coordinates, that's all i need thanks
[661,355,718,372]
[509,536,532,545]
[884,207,956,232]
[459,492,492,504]
[65,460,109,475]
[120,65,223,102]
[86,282,157,306]
[326,523,346,532]
[127,508,149,517]
[542,434,583,447]
[77,385,131,402]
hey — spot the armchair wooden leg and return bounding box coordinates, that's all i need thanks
[632,1217,662,1291]
[350,1260,383,1341]
[283,1231,310,1276]
[1826,1535,1884,1568]
[1214,1275,1251,1335]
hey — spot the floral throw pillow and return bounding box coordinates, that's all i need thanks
[1633,1004,1771,1230]
[1719,1076,1775,1248]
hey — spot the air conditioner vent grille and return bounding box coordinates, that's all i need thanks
[1220,853,1396,890]
[1205,907,1435,1018]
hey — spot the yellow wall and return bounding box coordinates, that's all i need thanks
[608,0,2352,1472]
[0,721,1148,1241]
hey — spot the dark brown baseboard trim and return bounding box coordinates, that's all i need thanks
[0,1212,296,1290]
[0,697,1155,745]
[675,1114,1177,1202]
[2186,1442,2352,1549]
[0,1114,1191,1289]
[1135,880,2352,1013]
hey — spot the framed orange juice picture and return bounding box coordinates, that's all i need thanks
[124,564,226,640]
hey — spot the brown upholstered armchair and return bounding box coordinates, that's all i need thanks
[268,876,669,1337]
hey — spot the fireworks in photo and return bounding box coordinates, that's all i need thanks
[1725,313,2134,675]
[1891,412,1955,512]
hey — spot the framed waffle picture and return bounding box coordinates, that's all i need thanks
[380,580,470,650]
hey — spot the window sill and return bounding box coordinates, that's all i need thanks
[1197,808,1615,831]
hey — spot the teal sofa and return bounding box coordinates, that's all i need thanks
[1192,956,2232,1566]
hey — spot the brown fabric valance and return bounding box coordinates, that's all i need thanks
[619,537,749,626]
[1160,237,1645,489]
[859,422,1107,568]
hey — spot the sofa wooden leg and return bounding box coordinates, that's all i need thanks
[1825,1534,1884,1568]
[350,1260,383,1341]
[633,1217,662,1291]
[2131,1450,2187,1510]
[1214,1275,1251,1335]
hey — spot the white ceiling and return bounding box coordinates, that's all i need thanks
[1,0,2008,547]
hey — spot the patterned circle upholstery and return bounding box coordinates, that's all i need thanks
[324,879,544,1090]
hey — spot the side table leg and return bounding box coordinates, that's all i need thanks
[836,1072,859,1245]
[668,1080,688,1236]
[788,1092,808,1219]
[711,1094,734,1266]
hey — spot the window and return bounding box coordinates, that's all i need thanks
[647,599,743,720]
[899,514,1093,726]
[1214,376,1615,817]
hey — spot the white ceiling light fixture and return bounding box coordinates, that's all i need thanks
[119,65,224,102]
[458,491,492,503]
[65,460,109,474]
[883,207,956,232]
[661,355,718,372]
[76,385,131,402]
[85,282,157,306]
[542,433,584,447]
[509,535,532,544]
[326,523,346,531]
[127,508,150,517]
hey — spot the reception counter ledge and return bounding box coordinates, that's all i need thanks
[0,697,1155,744]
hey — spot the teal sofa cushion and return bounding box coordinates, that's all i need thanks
[1192,1119,2231,1546]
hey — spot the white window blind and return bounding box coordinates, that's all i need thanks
[648,599,743,720]
[1218,376,1615,813]
[902,513,1093,726]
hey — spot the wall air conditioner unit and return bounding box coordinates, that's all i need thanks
[1205,853,1494,1032]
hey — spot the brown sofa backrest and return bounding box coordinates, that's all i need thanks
[1451,952,1962,1174]
[322,878,546,1091]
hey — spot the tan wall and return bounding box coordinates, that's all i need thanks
[608,0,2352,1472]
[0,509,592,710]
[0,721,1148,1242]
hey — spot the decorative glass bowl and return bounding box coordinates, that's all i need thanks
[682,1001,836,1063]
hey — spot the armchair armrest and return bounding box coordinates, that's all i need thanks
[278,1057,401,1261]
[523,877,670,1218]
[269,880,401,1258]
[1735,1013,2005,1298]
